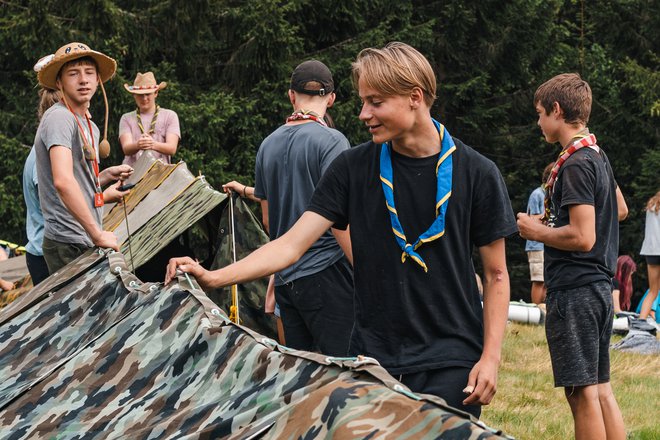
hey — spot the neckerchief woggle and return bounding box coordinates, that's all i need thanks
[542,131,599,222]
[380,118,455,272]
[286,109,327,126]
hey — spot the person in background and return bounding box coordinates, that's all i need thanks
[638,191,660,324]
[22,88,61,285]
[525,162,553,305]
[0,248,13,291]
[225,60,354,357]
[119,72,180,167]
[517,73,625,440]
[611,255,636,315]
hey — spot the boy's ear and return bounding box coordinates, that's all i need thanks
[326,92,336,108]
[288,89,296,106]
[552,101,563,118]
[409,86,424,110]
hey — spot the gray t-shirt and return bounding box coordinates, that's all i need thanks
[35,102,102,246]
[254,122,349,285]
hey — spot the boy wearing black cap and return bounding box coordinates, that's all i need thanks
[244,60,355,355]
[238,60,355,356]
[34,42,132,273]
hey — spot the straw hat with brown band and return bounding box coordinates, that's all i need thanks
[124,72,167,94]
[35,42,117,159]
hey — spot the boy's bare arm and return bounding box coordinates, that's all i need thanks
[463,238,509,406]
[517,204,596,252]
[50,146,118,250]
[165,211,333,289]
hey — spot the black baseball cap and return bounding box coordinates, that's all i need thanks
[290,60,334,96]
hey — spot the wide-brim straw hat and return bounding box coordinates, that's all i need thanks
[37,42,117,90]
[124,72,167,94]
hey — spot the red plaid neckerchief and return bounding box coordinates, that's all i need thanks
[285,110,327,126]
[543,133,599,222]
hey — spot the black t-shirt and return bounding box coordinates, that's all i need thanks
[308,138,517,374]
[544,147,618,292]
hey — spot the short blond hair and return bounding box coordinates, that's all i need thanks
[352,42,436,107]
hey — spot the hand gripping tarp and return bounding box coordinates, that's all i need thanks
[0,250,512,439]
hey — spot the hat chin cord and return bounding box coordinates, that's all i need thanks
[97,80,111,159]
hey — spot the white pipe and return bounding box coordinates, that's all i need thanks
[507,303,544,325]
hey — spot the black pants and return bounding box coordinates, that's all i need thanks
[275,257,354,356]
[400,366,481,418]
[26,252,50,285]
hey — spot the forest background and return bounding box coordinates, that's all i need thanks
[0,0,658,300]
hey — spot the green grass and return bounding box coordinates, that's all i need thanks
[480,323,660,439]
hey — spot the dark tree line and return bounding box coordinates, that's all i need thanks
[1,0,658,297]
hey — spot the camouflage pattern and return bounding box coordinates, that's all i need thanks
[103,159,180,231]
[0,251,513,439]
[117,176,225,270]
[209,195,277,339]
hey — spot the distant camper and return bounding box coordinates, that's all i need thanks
[119,72,180,166]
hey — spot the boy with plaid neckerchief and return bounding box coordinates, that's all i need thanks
[517,73,625,440]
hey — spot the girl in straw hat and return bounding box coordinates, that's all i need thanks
[119,72,180,167]
[34,42,133,274]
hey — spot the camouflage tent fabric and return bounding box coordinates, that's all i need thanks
[103,152,226,270]
[1,154,224,310]
[208,195,277,339]
[0,251,512,439]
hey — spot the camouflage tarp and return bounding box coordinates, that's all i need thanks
[0,250,512,439]
[209,195,276,339]
[1,153,224,310]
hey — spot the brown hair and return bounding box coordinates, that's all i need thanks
[646,191,660,213]
[37,88,61,120]
[352,42,436,107]
[57,56,99,81]
[534,73,592,125]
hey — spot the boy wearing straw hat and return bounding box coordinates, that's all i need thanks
[34,42,132,273]
[119,72,180,167]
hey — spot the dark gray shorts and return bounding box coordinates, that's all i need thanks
[545,280,613,388]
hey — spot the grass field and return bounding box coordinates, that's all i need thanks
[480,322,660,439]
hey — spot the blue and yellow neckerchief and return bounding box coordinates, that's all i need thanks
[379,118,456,272]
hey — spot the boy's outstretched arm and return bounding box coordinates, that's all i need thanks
[517,204,596,252]
[165,211,334,290]
[463,238,510,406]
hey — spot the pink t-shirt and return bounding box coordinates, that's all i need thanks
[119,107,181,167]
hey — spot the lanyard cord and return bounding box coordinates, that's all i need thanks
[137,105,160,134]
[61,98,104,206]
